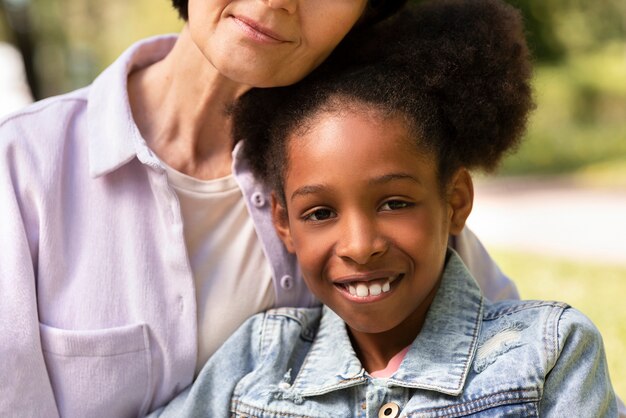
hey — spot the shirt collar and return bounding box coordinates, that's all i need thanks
[87,35,177,178]
[290,250,483,398]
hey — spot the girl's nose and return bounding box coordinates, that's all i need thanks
[335,216,388,265]
[263,0,297,14]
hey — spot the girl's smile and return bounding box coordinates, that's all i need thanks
[333,271,403,301]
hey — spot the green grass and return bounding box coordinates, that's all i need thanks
[491,249,626,399]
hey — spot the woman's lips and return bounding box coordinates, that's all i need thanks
[231,15,288,44]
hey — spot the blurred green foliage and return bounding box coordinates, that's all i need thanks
[500,42,626,178]
[1,0,625,176]
[1,0,182,97]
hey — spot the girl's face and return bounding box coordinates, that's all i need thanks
[273,109,472,337]
[187,0,368,87]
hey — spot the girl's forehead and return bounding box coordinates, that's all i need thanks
[291,100,408,138]
[289,106,422,156]
[286,110,431,172]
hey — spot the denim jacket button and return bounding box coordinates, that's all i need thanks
[250,191,266,208]
[280,275,294,290]
[378,402,400,418]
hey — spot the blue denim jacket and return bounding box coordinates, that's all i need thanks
[151,251,617,417]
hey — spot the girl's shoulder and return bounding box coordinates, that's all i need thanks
[481,297,600,335]
[258,307,323,346]
[478,298,605,377]
[474,299,615,414]
[480,298,602,351]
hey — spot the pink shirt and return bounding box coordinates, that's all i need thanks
[0,36,518,417]
[370,346,411,378]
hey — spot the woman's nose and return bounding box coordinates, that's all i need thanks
[335,216,388,265]
[263,0,297,14]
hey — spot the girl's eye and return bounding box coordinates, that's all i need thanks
[380,200,412,211]
[303,208,336,222]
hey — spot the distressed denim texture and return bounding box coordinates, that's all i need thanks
[151,251,617,417]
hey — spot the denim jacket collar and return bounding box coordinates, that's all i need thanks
[289,251,484,398]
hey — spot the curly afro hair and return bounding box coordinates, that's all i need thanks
[171,0,408,27]
[233,0,534,201]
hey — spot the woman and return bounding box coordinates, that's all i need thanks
[0,1,516,417]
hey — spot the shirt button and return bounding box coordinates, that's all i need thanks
[378,402,400,418]
[251,191,266,208]
[280,275,294,290]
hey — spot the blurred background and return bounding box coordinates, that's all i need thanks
[1,0,625,397]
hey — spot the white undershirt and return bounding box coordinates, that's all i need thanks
[163,164,274,375]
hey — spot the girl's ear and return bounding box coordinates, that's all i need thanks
[271,192,296,253]
[447,168,474,236]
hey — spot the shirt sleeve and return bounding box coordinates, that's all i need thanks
[540,307,618,416]
[451,226,520,301]
[147,313,265,417]
[0,131,59,417]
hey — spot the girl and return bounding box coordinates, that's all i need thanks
[151,0,616,416]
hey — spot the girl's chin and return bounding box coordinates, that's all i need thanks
[344,319,399,336]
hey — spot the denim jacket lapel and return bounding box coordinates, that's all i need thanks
[390,251,483,395]
[289,306,367,397]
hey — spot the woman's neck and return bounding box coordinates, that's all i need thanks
[128,25,250,180]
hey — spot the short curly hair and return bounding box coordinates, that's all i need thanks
[233,0,534,202]
[171,0,408,26]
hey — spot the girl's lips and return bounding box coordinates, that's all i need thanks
[231,15,288,44]
[333,271,402,285]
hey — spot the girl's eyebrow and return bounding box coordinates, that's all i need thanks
[289,173,423,202]
[290,184,327,202]
[369,173,423,186]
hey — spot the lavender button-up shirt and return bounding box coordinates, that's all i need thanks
[0,36,517,417]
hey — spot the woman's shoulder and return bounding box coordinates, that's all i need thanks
[0,87,89,133]
[0,87,96,207]
[0,87,90,162]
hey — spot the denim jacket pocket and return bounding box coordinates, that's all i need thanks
[39,322,152,418]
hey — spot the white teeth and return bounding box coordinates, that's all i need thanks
[356,283,369,297]
[369,283,382,296]
[344,277,395,298]
[348,284,357,296]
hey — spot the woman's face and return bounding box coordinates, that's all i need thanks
[187,0,368,87]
